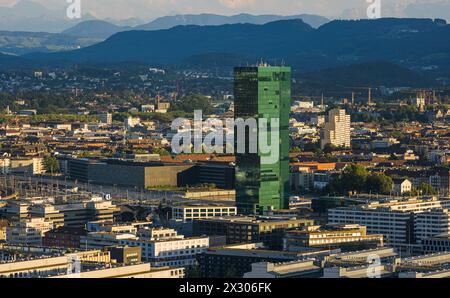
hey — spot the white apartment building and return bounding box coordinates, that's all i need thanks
[415,209,450,244]
[0,250,183,278]
[80,232,137,250]
[86,220,151,234]
[393,179,413,195]
[294,101,314,109]
[124,117,141,130]
[243,260,321,278]
[320,109,351,149]
[120,235,209,267]
[6,218,54,246]
[0,250,109,278]
[172,205,237,222]
[52,263,184,278]
[0,158,45,175]
[371,138,399,150]
[137,227,182,241]
[4,198,119,227]
[323,264,391,278]
[328,198,450,248]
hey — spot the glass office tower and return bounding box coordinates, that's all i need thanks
[234,65,291,215]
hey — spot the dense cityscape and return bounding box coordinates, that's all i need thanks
[0,0,449,289]
[0,63,448,280]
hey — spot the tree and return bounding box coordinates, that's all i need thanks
[171,93,214,114]
[291,147,301,153]
[416,182,438,196]
[43,156,60,174]
[341,164,369,193]
[323,143,337,154]
[366,173,393,195]
[303,142,320,152]
[329,164,396,196]
[152,147,171,156]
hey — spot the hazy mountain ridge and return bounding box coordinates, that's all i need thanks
[136,13,329,30]
[62,20,130,39]
[0,6,330,55]
[19,18,449,75]
[0,0,95,33]
[0,31,102,56]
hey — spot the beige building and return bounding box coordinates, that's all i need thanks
[51,263,184,278]
[244,260,321,278]
[284,224,384,251]
[323,264,392,278]
[0,249,182,278]
[3,198,119,227]
[0,219,8,241]
[172,205,237,222]
[6,218,54,246]
[137,227,181,241]
[321,109,351,149]
[0,158,45,175]
[393,179,412,195]
[119,234,209,267]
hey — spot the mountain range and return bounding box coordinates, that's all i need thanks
[61,20,130,39]
[0,30,103,56]
[0,0,330,33]
[1,0,450,34]
[0,0,96,33]
[19,18,450,75]
[135,13,329,31]
[0,1,331,56]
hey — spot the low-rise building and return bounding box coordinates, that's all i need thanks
[109,246,141,265]
[243,260,321,278]
[193,216,314,250]
[197,243,328,278]
[42,227,87,249]
[422,234,450,253]
[328,197,450,249]
[6,218,54,246]
[284,224,384,252]
[119,235,209,268]
[172,205,237,222]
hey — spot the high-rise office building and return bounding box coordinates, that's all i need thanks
[320,108,351,149]
[234,65,291,215]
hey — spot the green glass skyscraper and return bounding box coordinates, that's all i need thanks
[234,65,291,215]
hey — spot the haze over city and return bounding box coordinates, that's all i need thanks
[0,0,449,21]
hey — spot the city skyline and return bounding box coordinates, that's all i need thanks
[0,0,449,284]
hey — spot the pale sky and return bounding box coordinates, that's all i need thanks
[0,0,449,21]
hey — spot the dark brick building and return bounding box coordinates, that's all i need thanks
[43,227,87,249]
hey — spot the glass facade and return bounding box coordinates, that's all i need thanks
[234,66,291,215]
